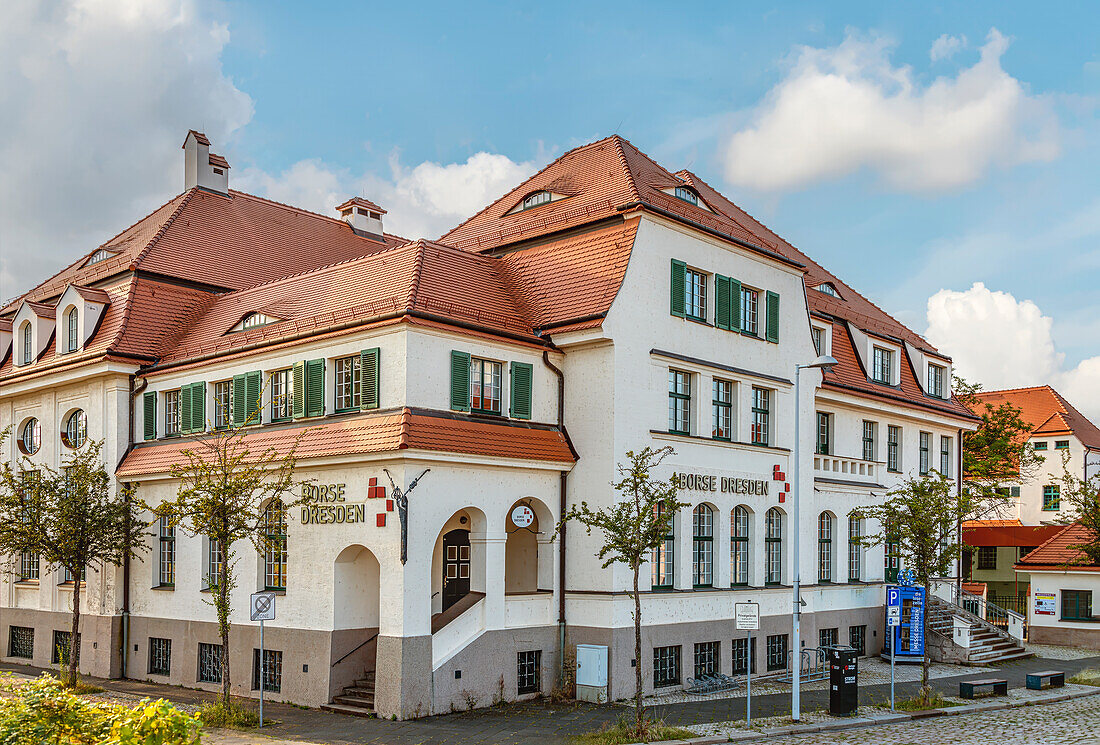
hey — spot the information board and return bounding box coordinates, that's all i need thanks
[1034,592,1056,616]
[883,585,925,658]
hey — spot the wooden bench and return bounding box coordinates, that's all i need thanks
[1026,670,1065,690]
[959,678,1008,699]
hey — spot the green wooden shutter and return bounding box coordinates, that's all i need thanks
[715,275,731,330]
[245,371,261,422]
[360,348,380,410]
[730,278,742,331]
[291,362,305,418]
[180,384,193,435]
[190,382,205,432]
[765,291,780,343]
[305,359,325,417]
[669,259,686,318]
[143,391,156,441]
[510,362,533,420]
[450,351,471,412]
[232,375,247,425]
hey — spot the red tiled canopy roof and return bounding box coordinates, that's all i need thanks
[975,386,1100,449]
[964,524,1063,548]
[1016,523,1100,571]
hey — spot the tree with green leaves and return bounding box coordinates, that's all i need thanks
[557,446,687,739]
[1052,450,1100,564]
[857,471,969,700]
[153,418,305,708]
[0,435,147,687]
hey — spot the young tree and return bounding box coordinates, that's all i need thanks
[557,446,687,738]
[1052,450,1100,564]
[154,423,305,708]
[857,471,969,700]
[0,436,147,686]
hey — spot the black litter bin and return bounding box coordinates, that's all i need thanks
[827,645,858,715]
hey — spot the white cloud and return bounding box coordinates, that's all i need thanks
[930,34,966,62]
[722,29,1059,193]
[925,282,1100,422]
[0,0,253,301]
[237,151,539,241]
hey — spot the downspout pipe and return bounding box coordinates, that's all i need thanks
[120,375,148,679]
[956,426,964,601]
[541,350,569,686]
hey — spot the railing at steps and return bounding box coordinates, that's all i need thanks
[933,582,1027,641]
[333,633,378,668]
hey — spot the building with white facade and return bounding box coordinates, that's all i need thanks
[1,132,978,717]
[1016,524,1100,645]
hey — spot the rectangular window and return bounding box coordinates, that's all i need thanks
[62,566,85,583]
[711,379,732,440]
[848,516,862,581]
[252,648,282,692]
[685,268,707,321]
[8,626,34,659]
[263,503,288,591]
[692,506,714,587]
[651,502,675,589]
[872,347,894,384]
[765,510,782,585]
[816,412,831,455]
[213,381,232,428]
[335,355,361,411]
[940,436,952,477]
[207,537,224,588]
[198,643,223,684]
[927,364,945,398]
[158,516,175,586]
[19,551,39,581]
[919,432,931,475]
[471,358,503,414]
[693,641,719,679]
[165,390,181,436]
[653,645,681,688]
[811,326,825,356]
[1062,590,1093,621]
[861,421,876,461]
[149,637,171,676]
[51,630,80,665]
[818,515,833,582]
[668,370,691,435]
[848,625,866,656]
[1043,485,1061,511]
[1034,441,1048,451]
[977,546,997,570]
[731,636,756,675]
[751,387,770,446]
[885,531,900,583]
[270,368,292,420]
[741,287,759,335]
[1055,440,1070,450]
[731,508,749,586]
[766,634,788,672]
[819,628,838,648]
[887,425,901,472]
[517,650,542,694]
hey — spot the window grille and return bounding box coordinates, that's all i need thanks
[9,627,34,659]
[731,636,756,675]
[149,637,171,676]
[517,650,542,694]
[694,641,719,678]
[849,625,866,656]
[51,630,79,665]
[252,648,282,692]
[653,645,681,688]
[766,634,788,672]
[198,643,223,683]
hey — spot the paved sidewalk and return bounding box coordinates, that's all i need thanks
[5,653,1100,744]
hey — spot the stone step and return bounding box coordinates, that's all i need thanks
[968,648,1031,663]
[334,693,376,707]
[321,702,376,718]
[354,678,376,688]
[344,685,375,696]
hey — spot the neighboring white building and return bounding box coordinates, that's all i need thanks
[1,132,978,717]
[1016,523,1100,645]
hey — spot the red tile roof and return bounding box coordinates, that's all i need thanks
[963,519,1023,528]
[336,196,386,215]
[974,386,1100,449]
[115,408,574,477]
[207,153,230,169]
[70,285,112,304]
[964,524,1064,548]
[962,582,987,596]
[1016,523,1100,571]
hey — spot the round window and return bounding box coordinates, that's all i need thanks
[61,409,87,449]
[18,418,41,455]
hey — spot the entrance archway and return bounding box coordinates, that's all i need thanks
[505,497,554,594]
[333,544,380,629]
[431,508,487,616]
[441,529,471,611]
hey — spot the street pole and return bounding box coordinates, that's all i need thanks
[746,631,752,727]
[792,365,802,722]
[890,622,896,711]
[259,619,265,728]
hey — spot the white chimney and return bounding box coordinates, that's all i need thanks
[183,130,230,194]
[336,197,386,238]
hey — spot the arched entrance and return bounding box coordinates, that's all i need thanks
[441,529,471,611]
[505,497,555,594]
[432,508,487,616]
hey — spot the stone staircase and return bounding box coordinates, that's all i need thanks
[928,594,1031,664]
[323,669,376,717]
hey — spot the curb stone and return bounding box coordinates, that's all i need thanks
[622,686,1100,745]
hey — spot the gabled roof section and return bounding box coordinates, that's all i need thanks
[975,386,1100,449]
[1016,523,1100,571]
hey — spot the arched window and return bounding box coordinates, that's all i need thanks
[263,500,288,591]
[61,410,87,449]
[731,506,750,586]
[522,191,551,210]
[692,504,714,587]
[674,186,698,205]
[765,508,783,585]
[651,501,675,590]
[818,512,835,582]
[19,418,41,455]
[66,307,79,352]
[20,322,32,364]
[848,514,863,582]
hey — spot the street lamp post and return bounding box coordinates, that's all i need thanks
[791,354,837,722]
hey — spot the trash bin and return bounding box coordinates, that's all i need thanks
[827,645,858,715]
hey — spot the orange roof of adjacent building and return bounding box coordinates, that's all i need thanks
[1016,523,1100,571]
[974,385,1100,449]
[964,523,1063,548]
[116,408,575,477]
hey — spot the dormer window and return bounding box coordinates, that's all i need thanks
[87,249,112,265]
[65,307,79,353]
[20,322,32,364]
[233,312,278,332]
[872,346,894,385]
[816,282,840,298]
[927,364,945,398]
[522,191,552,210]
[674,186,699,206]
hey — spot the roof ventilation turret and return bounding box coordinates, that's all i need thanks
[183,130,230,194]
[336,197,386,239]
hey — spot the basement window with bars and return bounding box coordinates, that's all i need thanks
[198,643,223,684]
[819,628,838,648]
[694,641,719,679]
[766,634,788,672]
[517,650,542,694]
[731,636,755,675]
[849,625,866,656]
[9,627,34,659]
[252,648,282,692]
[653,645,681,688]
[52,630,79,665]
[148,638,171,676]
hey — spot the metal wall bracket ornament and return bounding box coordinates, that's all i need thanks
[384,468,430,564]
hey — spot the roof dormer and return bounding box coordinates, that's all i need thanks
[336,197,386,238]
[0,318,11,362]
[230,312,280,333]
[814,282,842,299]
[659,184,713,212]
[12,300,54,367]
[55,284,111,355]
[505,189,568,215]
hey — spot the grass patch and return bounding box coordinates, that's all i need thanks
[893,690,960,711]
[574,716,696,744]
[66,681,105,695]
[1069,668,1100,687]
[196,699,262,729]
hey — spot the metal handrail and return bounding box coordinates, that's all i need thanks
[332,632,378,668]
[935,585,1025,640]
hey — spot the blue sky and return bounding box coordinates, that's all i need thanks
[2,1,1098,415]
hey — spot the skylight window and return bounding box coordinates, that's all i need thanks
[816,282,840,298]
[234,312,278,332]
[87,249,112,265]
[522,191,552,210]
[674,186,698,206]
